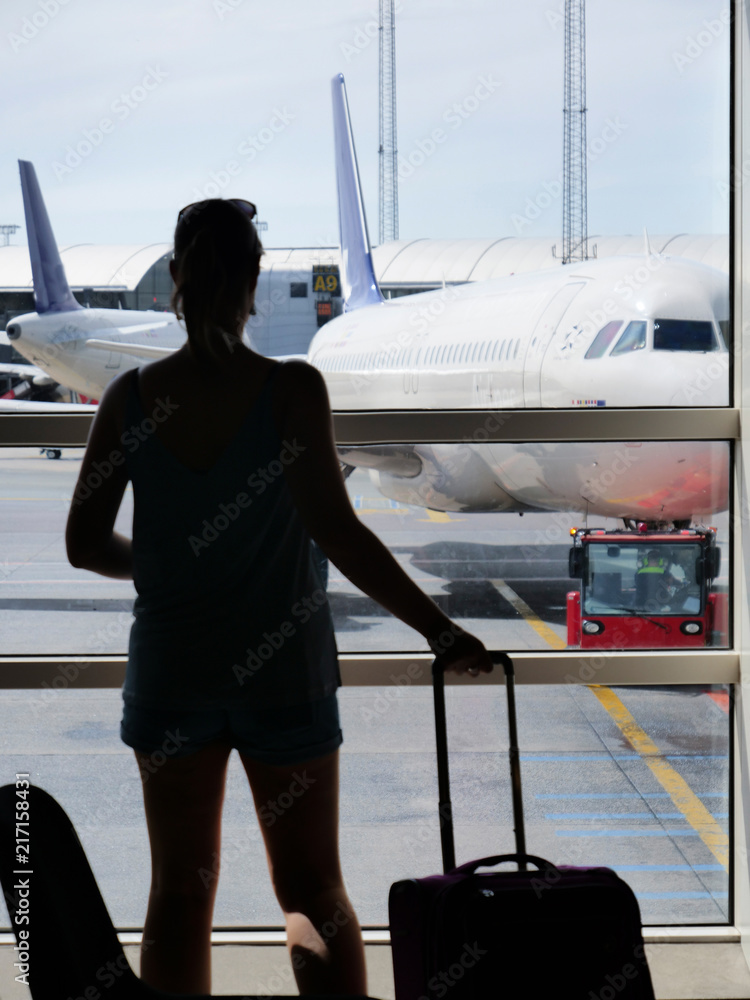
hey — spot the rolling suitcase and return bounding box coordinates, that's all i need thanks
[389,653,655,1000]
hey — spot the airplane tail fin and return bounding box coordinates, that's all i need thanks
[331,73,384,311]
[18,160,81,315]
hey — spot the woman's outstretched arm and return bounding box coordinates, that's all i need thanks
[273,361,493,676]
[65,372,133,579]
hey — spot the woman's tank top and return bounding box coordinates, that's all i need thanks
[121,364,340,711]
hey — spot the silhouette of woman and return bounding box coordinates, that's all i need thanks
[66,198,492,995]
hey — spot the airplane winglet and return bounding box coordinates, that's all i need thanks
[331,73,385,311]
[18,160,82,315]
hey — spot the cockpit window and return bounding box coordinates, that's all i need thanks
[610,320,647,356]
[584,321,623,359]
[653,319,715,352]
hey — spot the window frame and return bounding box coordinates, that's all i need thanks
[0,0,742,948]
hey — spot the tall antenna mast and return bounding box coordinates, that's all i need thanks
[562,0,589,263]
[378,0,399,244]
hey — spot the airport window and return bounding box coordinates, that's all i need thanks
[653,319,716,353]
[0,443,729,658]
[0,0,738,961]
[0,441,732,931]
[290,282,308,298]
[584,321,624,359]
[611,321,648,356]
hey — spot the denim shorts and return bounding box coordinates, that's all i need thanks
[120,692,342,765]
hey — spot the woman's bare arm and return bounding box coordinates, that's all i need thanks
[273,361,492,675]
[66,372,133,579]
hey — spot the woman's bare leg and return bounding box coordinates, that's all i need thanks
[135,742,232,993]
[240,749,367,996]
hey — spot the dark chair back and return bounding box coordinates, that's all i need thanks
[0,783,373,1000]
[0,783,166,998]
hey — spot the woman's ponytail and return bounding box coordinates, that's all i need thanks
[171,200,262,364]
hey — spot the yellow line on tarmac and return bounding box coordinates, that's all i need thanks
[589,686,729,871]
[356,508,409,515]
[490,579,567,650]
[418,510,458,523]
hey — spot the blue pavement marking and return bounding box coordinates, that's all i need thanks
[388,499,402,508]
[613,865,723,871]
[536,792,727,799]
[556,829,702,837]
[546,812,729,820]
[353,495,363,509]
[636,892,728,900]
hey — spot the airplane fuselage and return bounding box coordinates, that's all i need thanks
[6,309,185,398]
[307,254,729,521]
[309,255,728,410]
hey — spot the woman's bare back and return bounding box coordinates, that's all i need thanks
[133,346,279,473]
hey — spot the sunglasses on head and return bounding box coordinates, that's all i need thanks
[177,198,257,222]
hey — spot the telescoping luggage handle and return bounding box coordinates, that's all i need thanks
[431,652,527,874]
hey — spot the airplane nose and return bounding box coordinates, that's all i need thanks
[669,356,729,406]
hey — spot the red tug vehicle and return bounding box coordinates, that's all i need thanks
[567,524,726,649]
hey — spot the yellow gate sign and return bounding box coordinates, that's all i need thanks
[312,264,341,296]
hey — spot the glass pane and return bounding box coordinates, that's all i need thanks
[0,441,730,654]
[654,319,718,353]
[0,683,729,929]
[584,321,623,359]
[610,320,647,356]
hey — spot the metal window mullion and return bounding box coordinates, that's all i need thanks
[0,652,738,689]
[0,408,737,449]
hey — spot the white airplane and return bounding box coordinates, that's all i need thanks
[3,78,729,524]
[300,74,729,524]
[1,160,186,406]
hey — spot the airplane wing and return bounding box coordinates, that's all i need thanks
[85,339,176,360]
[0,398,97,412]
[0,361,56,384]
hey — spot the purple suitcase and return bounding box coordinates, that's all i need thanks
[389,654,655,1000]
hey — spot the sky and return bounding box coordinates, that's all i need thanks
[0,0,730,249]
